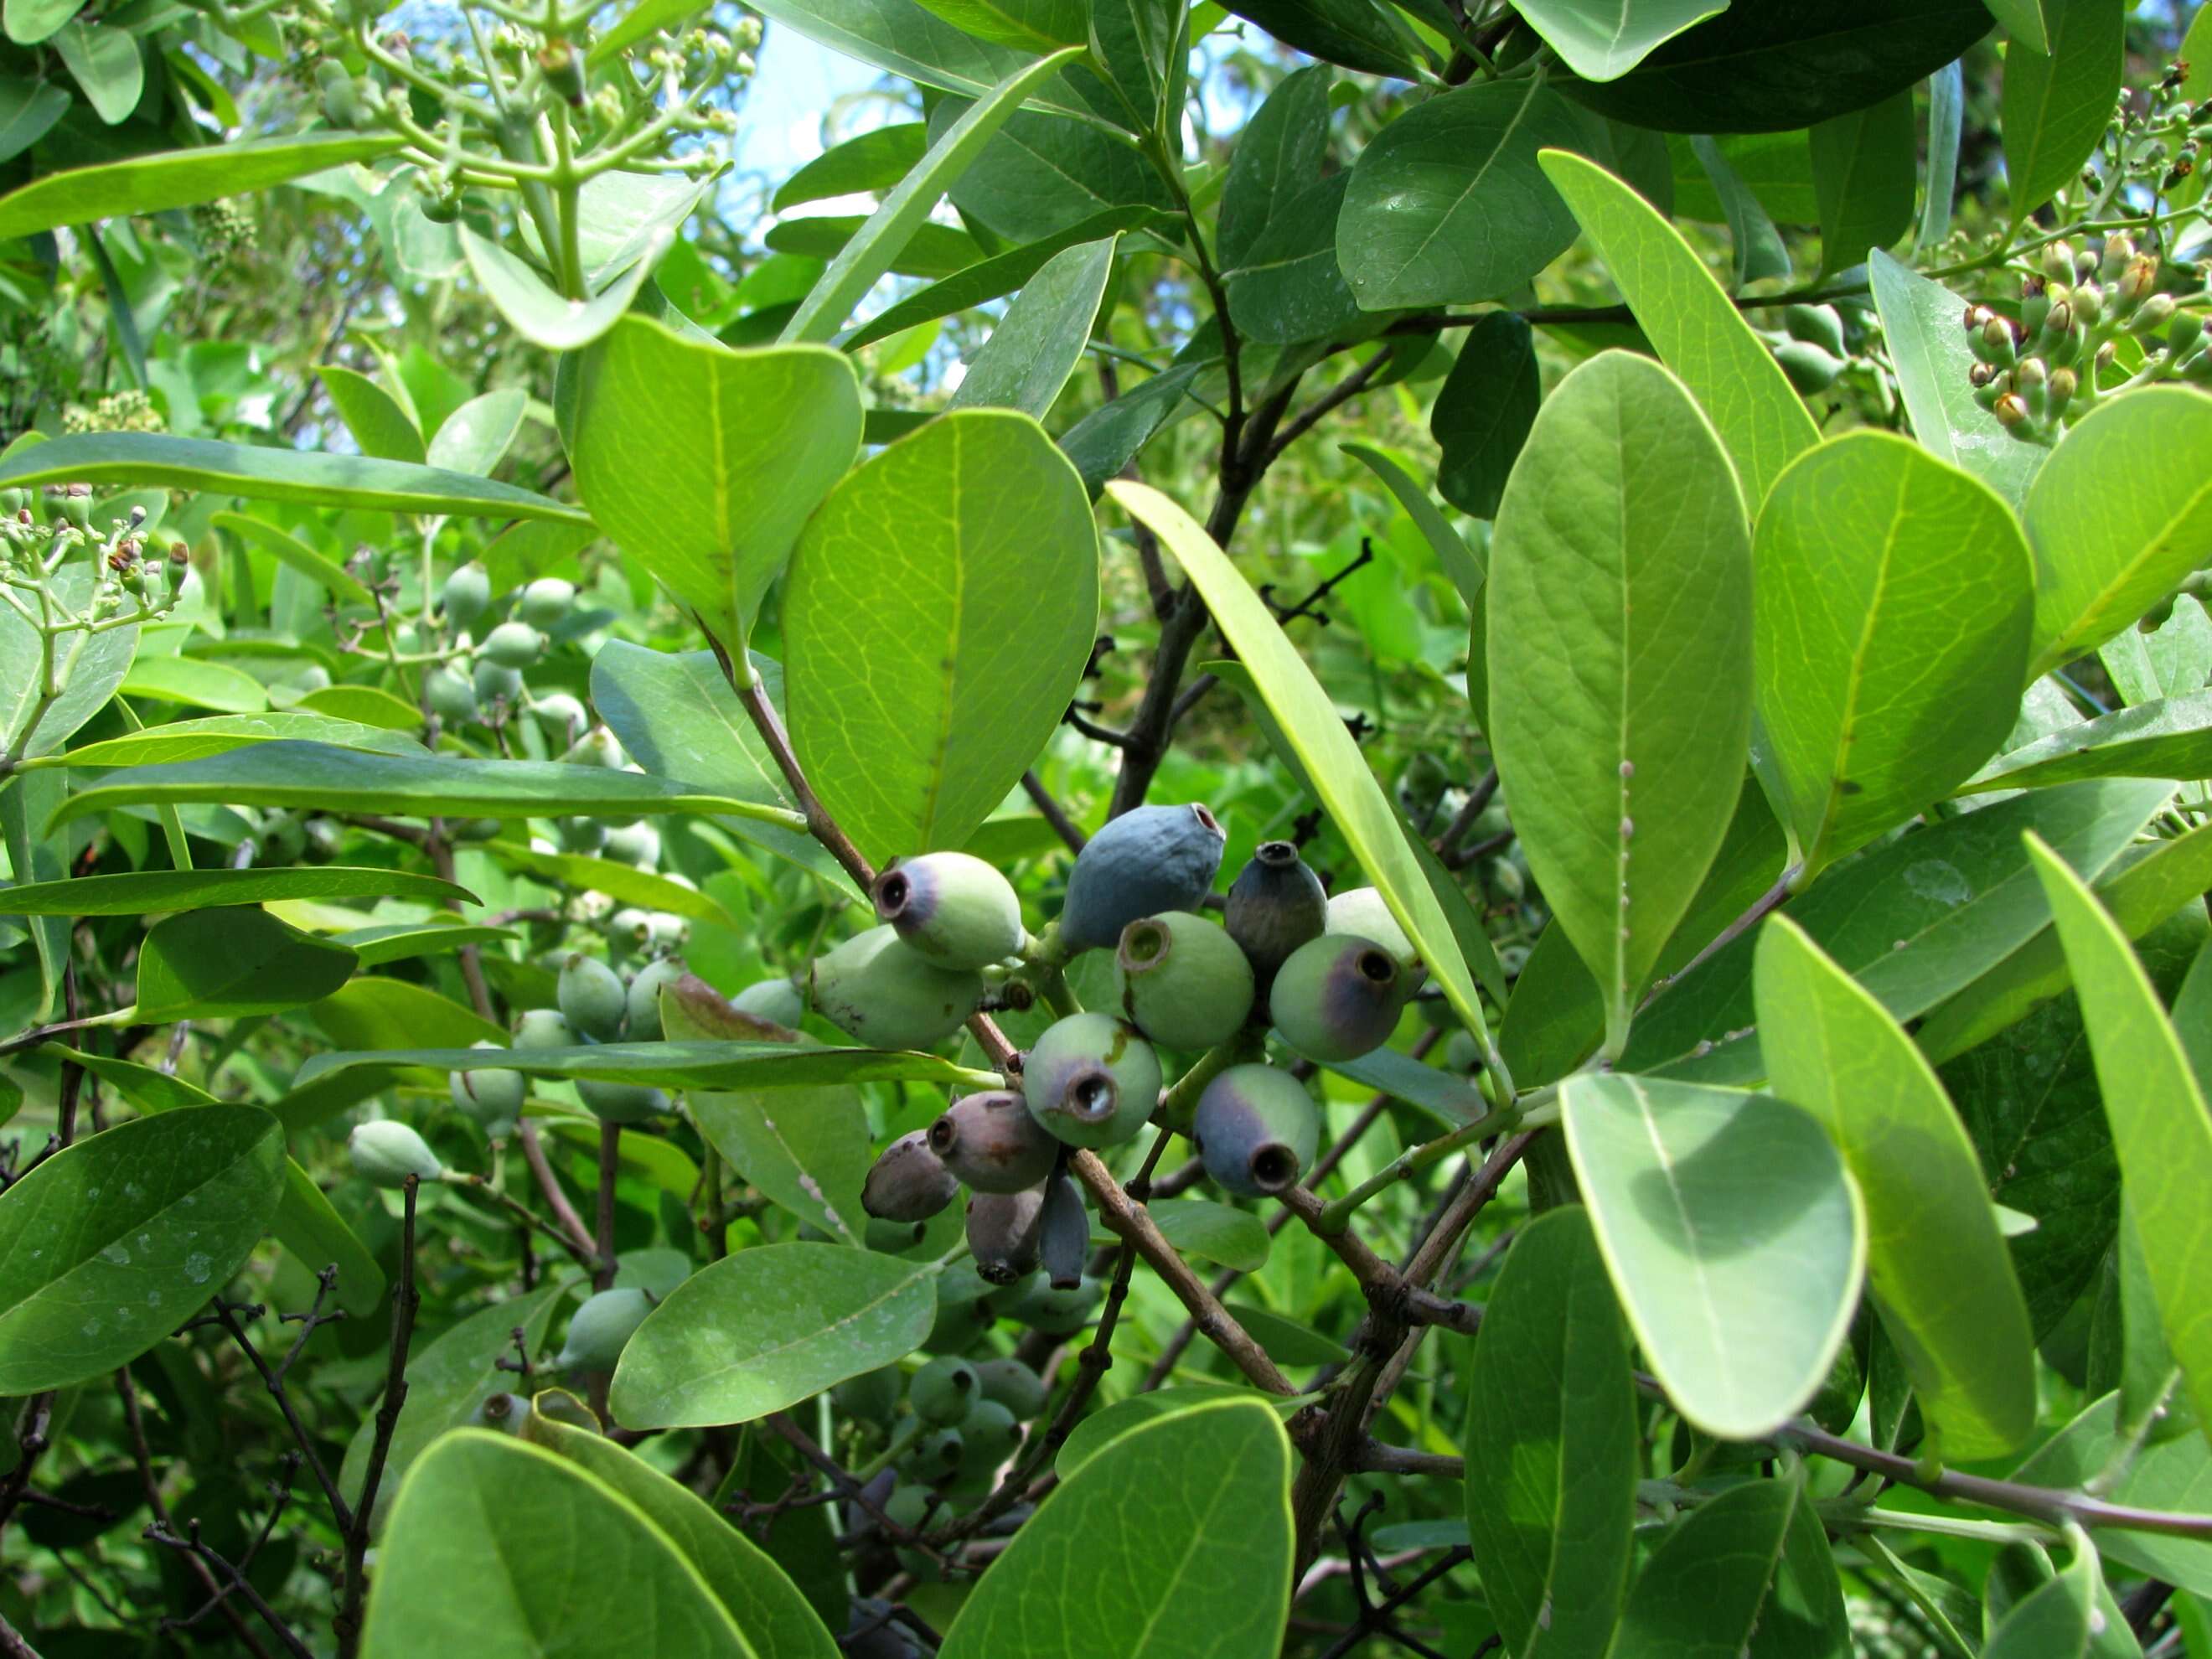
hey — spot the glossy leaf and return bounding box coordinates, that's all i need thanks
[2003,0,2124,219]
[0,132,404,240]
[522,1411,840,1658]
[1512,0,1724,81]
[0,78,69,163]
[1144,1198,1270,1274]
[305,976,507,1052]
[747,0,1100,124]
[461,223,674,352]
[2029,839,2212,1445]
[1987,0,2050,50]
[426,387,527,478]
[1338,442,1486,610]
[1216,0,1414,76]
[1460,1207,1637,1657]
[1539,149,1820,506]
[1964,689,2212,794]
[1752,430,2034,874]
[947,235,1114,416]
[1,865,471,915]
[274,1160,385,1319]
[937,101,1176,243]
[1919,59,1967,249]
[1984,1538,2095,1659]
[1610,1476,1799,1656]
[2014,1393,2212,1596]
[1337,80,1588,312]
[1109,479,1495,1050]
[690,1086,871,1245]
[565,316,861,652]
[1488,349,1752,1055]
[2,768,67,1019]
[213,512,380,606]
[1808,89,1915,276]
[1563,1073,1866,1440]
[611,1243,938,1428]
[2024,389,2212,681]
[1429,311,1539,522]
[773,122,927,210]
[296,1040,991,1093]
[938,1398,1294,1659]
[50,741,809,833]
[787,411,1097,864]
[0,433,586,523]
[362,1431,752,1656]
[314,366,424,465]
[134,907,356,1021]
[1755,915,2037,1459]
[118,654,268,716]
[1691,134,1790,289]
[486,843,736,930]
[0,1105,285,1391]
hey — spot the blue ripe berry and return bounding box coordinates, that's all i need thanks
[1194,1064,1320,1197]
[1269,933,1411,1062]
[1225,840,1327,994]
[928,1090,1058,1194]
[1058,804,1226,951]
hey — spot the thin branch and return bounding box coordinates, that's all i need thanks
[336,1176,421,1659]
[144,1522,315,1659]
[1265,351,1391,465]
[211,1286,354,1537]
[1020,771,1088,853]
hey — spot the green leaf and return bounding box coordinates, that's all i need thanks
[1919,59,1967,250]
[1337,80,1588,312]
[297,1040,991,1093]
[938,1398,1294,1659]
[690,1087,871,1245]
[1052,1384,1260,1479]
[35,709,425,768]
[1965,689,2212,794]
[2024,388,2212,682]
[117,654,269,715]
[214,511,380,606]
[461,224,674,353]
[296,685,428,731]
[0,1105,285,1391]
[588,643,853,892]
[1144,1197,1270,1273]
[565,317,860,651]
[1868,248,2044,510]
[1555,0,1996,133]
[1336,442,1486,608]
[2,865,470,915]
[363,1431,751,1656]
[1460,1206,1638,1656]
[0,78,70,163]
[314,365,425,465]
[2028,836,2212,1449]
[2,768,67,1019]
[1563,1073,1866,1440]
[1752,430,2034,874]
[1429,312,1539,523]
[52,20,138,124]
[1755,915,2037,1459]
[948,235,1114,417]
[2014,1393,2212,1597]
[2003,0,2124,219]
[1808,88,1916,276]
[337,1283,571,1519]
[132,907,357,1021]
[0,433,586,524]
[1690,134,1791,289]
[1984,1537,2094,1659]
[1514,0,1723,80]
[3,0,80,46]
[1986,0,2050,51]
[1610,1476,1799,1657]
[304,976,508,1052]
[50,741,809,834]
[787,411,1097,864]
[274,1159,385,1318]
[932,95,1176,244]
[1222,174,1361,346]
[426,387,526,478]
[520,1411,840,1658]
[1750,1486,1855,1658]
[1620,778,2176,1082]
[747,0,1099,125]
[1487,349,1752,1055]
[908,0,1083,50]
[1220,0,1415,75]
[611,1243,938,1428]
[1538,148,1820,507]
[1059,359,1200,497]
[780,48,1083,343]
[1218,64,1329,271]
[1109,478,1496,1053]
[0,132,403,238]
[0,564,138,759]
[485,842,735,930]
[773,122,928,210]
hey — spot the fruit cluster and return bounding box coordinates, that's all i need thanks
[425,562,590,740]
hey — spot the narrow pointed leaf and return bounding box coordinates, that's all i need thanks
[2003,0,2124,219]
[1,865,472,915]
[947,235,1114,417]
[315,364,426,464]
[295,1041,990,1093]
[0,132,404,240]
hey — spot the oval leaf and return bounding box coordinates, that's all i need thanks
[1611,1476,1800,1656]
[134,907,358,1021]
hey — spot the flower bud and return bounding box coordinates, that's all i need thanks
[2041,240,2076,283]
[2102,234,2137,277]
[1992,393,2032,430]
[2130,294,2178,336]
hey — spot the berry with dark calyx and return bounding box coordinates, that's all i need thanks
[1112,910,1254,1051]
[516,576,576,630]
[809,926,984,1051]
[927,1089,1057,1193]
[1194,1064,1320,1197]
[514,1007,573,1051]
[1037,1169,1088,1289]
[732,976,805,1030]
[951,1398,1021,1489]
[863,1130,960,1222]
[1325,887,1416,967]
[576,1078,670,1123]
[966,1186,1046,1284]
[558,951,628,1041]
[906,1428,965,1490]
[1058,802,1226,951]
[928,1268,998,1352]
[1782,302,1848,357]
[872,851,1024,970]
[1225,840,1327,995]
[426,664,478,725]
[482,620,545,669]
[974,1358,1047,1419]
[349,1120,443,1187]
[555,1287,653,1371]
[1021,1012,1160,1149]
[467,1392,526,1434]
[1270,933,1412,1062]
[624,955,686,1041]
[440,561,492,627]
[448,1041,525,1139]
[909,1355,980,1426]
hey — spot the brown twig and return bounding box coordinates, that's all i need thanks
[1021,771,1088,853]
[0,1610,44,1659]
[145,1522,316,1659]
[210,1277,354,1537]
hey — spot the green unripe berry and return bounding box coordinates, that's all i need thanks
[973,1358,1047,1419]
[809,926,983,1050]
[954,1398,1020,1481]
[576,1078,670,1123]
[467,1391,526,1433]
[1005,1274,1102,1336]
[733,976,806,1030]
[448,1041,525,1138]
[1112,910,1254,1051]
[624,955,685,1041]
[426,664,478,725]
[556,1287,653,1371]
[1270,933,1411,1062]
[472,657,524,706]
[558,952,628,1041]
[602,819,660,867]
[530,692,589,742]
[441,561,492,627]
[927,1090,1057,1194]
[516,576,576,630]
[513,1007,573,1051]
[965,1186,1046,1284]
[909,1356,980,1426]
[1774,339,1845,395]
[481,620,545,669]
[863,1129,961,1222]
[1059,802,1226,951]
[561,728,626,769]
[349,1120,442,1187]
[1324,887,1416,967]
[1021,1013,1160,1149]
[906,1428,964,1488]
[1193,1064,1320,1197]
[872,852,1024,970]
[608,907,654,951]
[1225,840,1326,995]
[1782,302,1848,357]
[556,816,608,854]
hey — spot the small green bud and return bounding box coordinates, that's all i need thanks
[426,664,478,725]
[472,657,524,707]
[1773,339,1844,395]
[1781,302,1848,357]
[2130,293,2178,336]
[2040,240,2076,283]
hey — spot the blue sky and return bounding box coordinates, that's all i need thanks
[736,27,885,185]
